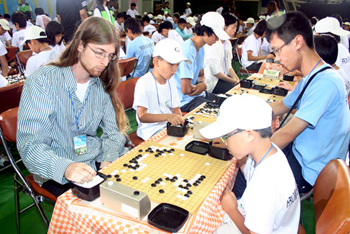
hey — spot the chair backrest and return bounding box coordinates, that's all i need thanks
[236,44,243,58]
[0,82,24,114]
[313,159,350,234]
[16,49,33,66]
[5,46,19,63]
[118,57,138,77]
[236,35,247,45]
[116,77,140,110]
[0,107,18,142]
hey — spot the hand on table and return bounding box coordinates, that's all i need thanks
[212,138,227,149]
[64,162,96,183]
[189,83,206,96]
[221,187,238,213]
[167,114,185,126]
[278,81,295,91]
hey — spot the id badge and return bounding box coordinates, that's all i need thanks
[73,135,87,156]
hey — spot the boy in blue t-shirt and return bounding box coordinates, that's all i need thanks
[173,11,229,112]
[125,17,154,78]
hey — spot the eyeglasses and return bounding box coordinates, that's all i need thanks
[221,129,245,143]
[86,44,117,61]
[273,38,294,56]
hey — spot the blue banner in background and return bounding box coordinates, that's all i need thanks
[0,0,56,21]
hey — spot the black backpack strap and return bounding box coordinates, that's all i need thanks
[278,66,331,129]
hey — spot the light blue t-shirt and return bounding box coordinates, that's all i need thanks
[173,39,205,107]
[283,64,350,185]
[126,35,154,78]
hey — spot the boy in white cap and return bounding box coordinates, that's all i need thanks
[0,19,11,47]
[133,39,190,140]
[22,26,59,77]
[185,17,195,34]
[200,95,300,234]
[185,2,192,16]
[0,19,10,76]
[314,17,350,82]
[173,11,230,112]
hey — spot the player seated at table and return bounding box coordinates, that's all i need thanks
[17,17,130,197]
[200,95,300,234]
[133,39,188,140]
[204,13,240,94]
[124,17,154,78]
[175,18,193,41]
[142,15,156,35]
[158,22,184,44]
[173,12,229,113]
[267,12,350,195]
[278,34,350,96]
[241,20,274,72]
[23,26,60,77]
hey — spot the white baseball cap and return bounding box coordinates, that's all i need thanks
[153,38,191,65]
[148,13,153,19]
[21,26,47,45]
[314,17,350,36]
[343,22,350,26]
[200,95,272,139]
[193,16,198,22]
[156,14,163,20]
[186,2,191,6]
[186,17,196,26]
[0,19,10,31]
[244,17,255,24]
[200,11,230,40]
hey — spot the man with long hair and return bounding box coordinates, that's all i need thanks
[17,17,130,197]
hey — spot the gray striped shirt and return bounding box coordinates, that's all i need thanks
[17,65,128,185]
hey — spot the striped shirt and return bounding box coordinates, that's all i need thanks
[17,65,129,186]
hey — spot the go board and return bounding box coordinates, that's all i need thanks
[226,88,283,103]
[184,102,219,131]
[100,141,231,214]
[248,74,294,87]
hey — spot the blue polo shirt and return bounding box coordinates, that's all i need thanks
[283,64,350,185]
[173,39,205,107]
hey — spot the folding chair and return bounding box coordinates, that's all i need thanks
[0,82,24,115]
[235,44,255,77]
[116,77,144,147]
[16,50,33,75]
[5,46,19,63]
[118,57,138,78]
[0,107,57,234]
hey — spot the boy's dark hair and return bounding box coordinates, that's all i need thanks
[256,127,272,138]
[24,11,32,20]
[4,14,10,19]
[142,15,150,23]
[266,11,314,49]
[116,12,125,19]
[158,22,171,33]
[131,3,136,7]
[253,20,267,37]
[314,34,338,65]
[124,17,141,34]
[193,23,214,37]
[136,15,142,20]
[46,21,64,46]
[310,16,318,26]
[178,18,186,25]
[319,32,340,43]
[12,11,27,28]
[34,7,44,15]
[223,13,239,36]
[173,13,180,20]
[164,20,173,29]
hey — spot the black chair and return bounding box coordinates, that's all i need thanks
[0,107,56,233]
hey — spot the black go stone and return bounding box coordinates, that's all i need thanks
[157,178,163,182]
[150,150,154,153]
[155,154,160,157]
[184,194,190,197]
[193,183,199,186]
[156,149,160,152]
[107,175,112,178]
[170,178,176,182]
[183,179,188,183]
[151,183,156,187]
[165,177,170,181]
[159,189,165,194]
[201,175,206,179]
[187,191,193,195]
[128,165,132,168]
[114,175,120,178]
[139,149,143,152]
[133,176,138,180]
[173,176,178,180]
[117,178,121,182]
[155,180,160,184]
[123,164,128,167]
[179,185,183,188]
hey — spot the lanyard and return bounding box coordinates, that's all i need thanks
[249,143,273,182]
[151,72,172,114]
[68,89,90,130]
